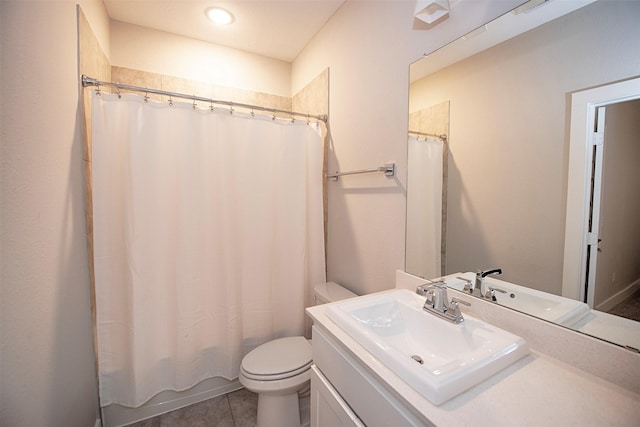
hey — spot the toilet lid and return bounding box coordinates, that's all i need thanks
[242,336,312,376]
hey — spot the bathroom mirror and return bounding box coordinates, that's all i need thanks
[406,0,640,350]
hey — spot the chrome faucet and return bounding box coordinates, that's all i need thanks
[417,282,470,324]
[472,268,502,299]
[459,271,506,301]
[471,268,502,299]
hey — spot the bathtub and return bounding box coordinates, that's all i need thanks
[100,376,242,427]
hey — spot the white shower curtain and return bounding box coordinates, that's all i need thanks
[91,91,326,407]
[405,136,443,279]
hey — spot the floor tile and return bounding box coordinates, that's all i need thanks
[125,386,313,427]
[127,417,161,427]
[159,395,234,427]
[227,388,258,427]
[608,289,640,322]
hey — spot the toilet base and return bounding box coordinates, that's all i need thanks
[257,392,301,427]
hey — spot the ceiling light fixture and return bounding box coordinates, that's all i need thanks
[512,0,549,15]
[414,0,450,24]
[206,7,234,25]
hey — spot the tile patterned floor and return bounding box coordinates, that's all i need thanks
[608,289,640,322]
[127,388,310,427]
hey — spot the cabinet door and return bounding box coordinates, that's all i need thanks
[311,365,365,427]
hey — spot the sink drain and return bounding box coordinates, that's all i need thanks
[411,355,424,365]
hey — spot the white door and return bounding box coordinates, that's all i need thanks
[583,107,606,307]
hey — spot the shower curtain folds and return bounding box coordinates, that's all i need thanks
[90,91,326,407]
[405,135,444,279]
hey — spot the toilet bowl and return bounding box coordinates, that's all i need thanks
[238,282,357,427]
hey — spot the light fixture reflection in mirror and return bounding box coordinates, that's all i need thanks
[406,0,640,351]
[414,0,450,24]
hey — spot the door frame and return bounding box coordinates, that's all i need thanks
[562,76,640,302]
[582,106,605,307]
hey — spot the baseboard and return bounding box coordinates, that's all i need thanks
[596,277,640,312]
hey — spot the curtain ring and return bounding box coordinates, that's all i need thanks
[272,109,277,121]
[144,91,149,103]
[209,101,214,112]
[192,96,197,110]
[116,86,122,99]
[229,102,234,115]
[168,96,173,107]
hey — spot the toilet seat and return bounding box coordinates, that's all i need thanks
[241,361,312,381]
[240,336,312,381]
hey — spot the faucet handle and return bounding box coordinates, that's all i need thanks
[447,298,470,318]
[448,299,461,317]
[416,279,446,296]
[485,286,507,301]
[456,276,472,292]
[451,297,471,307]
[424,288,436,307]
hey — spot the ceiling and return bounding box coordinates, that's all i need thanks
[410,0,596,82]
[103,0,346,62]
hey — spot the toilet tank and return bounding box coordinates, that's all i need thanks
[313,282,357,305]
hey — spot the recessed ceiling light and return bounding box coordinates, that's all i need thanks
[206,7,234,25]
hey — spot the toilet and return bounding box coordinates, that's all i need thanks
[239,282,357,427]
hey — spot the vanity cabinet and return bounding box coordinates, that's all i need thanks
[310,366,363,427]
[311,325,427,427]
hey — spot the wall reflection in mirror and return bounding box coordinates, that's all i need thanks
[406,0,640,351]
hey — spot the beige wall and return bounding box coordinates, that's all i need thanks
[408,1,640,294]
[110,20,292,98]
[292,1,521,295]
[0,0,109,425]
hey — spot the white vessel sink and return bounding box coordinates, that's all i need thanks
[447,273,591,327]
[491,284,590,326]
[325,289,529,405]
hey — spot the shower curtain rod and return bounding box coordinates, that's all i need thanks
[81,75,328,122]
[409,130,447,141]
